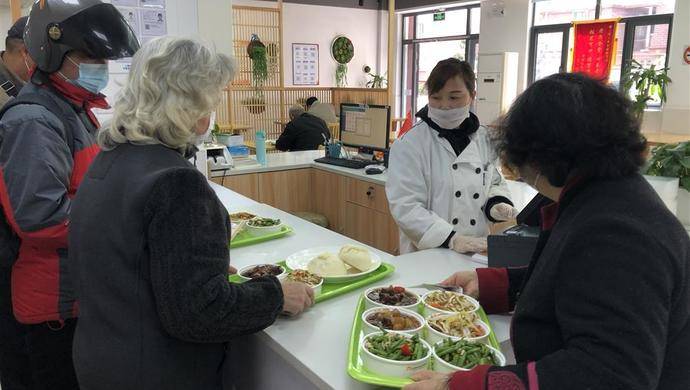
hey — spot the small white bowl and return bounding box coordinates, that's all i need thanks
[286,272,324,296]
[360,331,432,378]
[424,314,491,346]
[363,286,421,311]
[432,341,506,374]
[237,264,287,281]
[245,221,284,237]
[421,291,480,318]
[361,307,425,337]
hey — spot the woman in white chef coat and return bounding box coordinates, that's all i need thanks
[386,58,516,254]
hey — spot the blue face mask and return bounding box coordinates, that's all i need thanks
[66,56,109,94]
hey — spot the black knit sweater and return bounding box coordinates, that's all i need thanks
[69,143,283,390]
[451,175,690,390]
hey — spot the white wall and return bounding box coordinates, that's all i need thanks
[234,0,387,87]
[477,0,531,93]
[197,0,233,58]
[661,0,690,135]
[99,0,201,123]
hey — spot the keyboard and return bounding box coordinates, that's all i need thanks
[314,157,372,170]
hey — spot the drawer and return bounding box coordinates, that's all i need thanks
[345,178,390,213]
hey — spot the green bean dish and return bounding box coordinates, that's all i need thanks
[435,339,497,369]
[364,332,427,362]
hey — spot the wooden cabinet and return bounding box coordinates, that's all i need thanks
[343,177,398,254]
[343,203,399,255]
[312,169,344,232]
[210,174,259,199]
[345,178,390,213]
[258,169,313,213]
[213,168,399,254]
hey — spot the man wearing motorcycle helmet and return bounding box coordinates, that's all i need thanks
[0,1,139,388]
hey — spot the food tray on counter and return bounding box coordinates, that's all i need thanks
[228,261,395,304]
[346,295,501,388]
[229,225,294,249]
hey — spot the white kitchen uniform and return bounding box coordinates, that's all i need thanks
[386,120,512,254]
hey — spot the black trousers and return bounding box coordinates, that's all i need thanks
[0,268,79,390]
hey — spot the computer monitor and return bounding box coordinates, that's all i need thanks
[339,103,391,151]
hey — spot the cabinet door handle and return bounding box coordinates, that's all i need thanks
[366,187,374,197]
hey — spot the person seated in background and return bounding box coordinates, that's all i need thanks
[309,102,338,124]
[276,105,331,152]
[405,73,690,390]
[305,96,318,110]
[69,37,314,390]
[305,96,338,124]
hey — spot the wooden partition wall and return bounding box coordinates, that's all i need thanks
[216,4,390,145]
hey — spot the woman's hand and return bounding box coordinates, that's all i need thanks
[280,281,315,316]
[490,203,519,221]
[228,265,237,275]
[403,371,450,390]
[449,235,487,254]
[441,271,479,299]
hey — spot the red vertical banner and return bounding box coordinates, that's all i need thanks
[571,19,620,81]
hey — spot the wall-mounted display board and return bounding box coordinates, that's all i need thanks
[292,43,319,85]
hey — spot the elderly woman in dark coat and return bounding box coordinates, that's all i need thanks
[407,73,690,390]
[68,37,314,390]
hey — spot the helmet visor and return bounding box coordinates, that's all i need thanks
[61,3,140,60]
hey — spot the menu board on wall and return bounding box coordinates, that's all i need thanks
[113,0,168,73]
[292,43,319,85]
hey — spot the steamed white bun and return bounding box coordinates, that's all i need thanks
[339,245,373,272]
[307,253,348,276]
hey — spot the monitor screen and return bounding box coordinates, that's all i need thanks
[339,104,390,151]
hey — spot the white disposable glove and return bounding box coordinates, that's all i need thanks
[490,203,519,222]
[449,235,487,254]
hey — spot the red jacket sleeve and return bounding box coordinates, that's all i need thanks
[476,267,510,314]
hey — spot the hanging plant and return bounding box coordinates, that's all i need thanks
[336,64,348,87]
[331,35,354,87]
[266,43,279,76]
[247,34,268,88]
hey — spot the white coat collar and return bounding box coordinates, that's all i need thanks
[455,135,481,163]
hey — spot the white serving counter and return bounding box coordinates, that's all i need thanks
[212,183,511,390]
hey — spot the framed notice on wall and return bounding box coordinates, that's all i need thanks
[292,43,319,85]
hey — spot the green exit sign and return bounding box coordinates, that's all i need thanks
[433,12,445,21]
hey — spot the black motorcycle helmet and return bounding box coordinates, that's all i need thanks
[25,0,140,74]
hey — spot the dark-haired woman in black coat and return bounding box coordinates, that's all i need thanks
[406,73,690,390]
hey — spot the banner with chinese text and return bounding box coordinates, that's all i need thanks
[571,19,619,81]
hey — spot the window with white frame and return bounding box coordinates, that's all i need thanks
[400,4,480,116]
[529,0,674,106]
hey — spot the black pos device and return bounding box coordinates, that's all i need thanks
[487,194,552,268]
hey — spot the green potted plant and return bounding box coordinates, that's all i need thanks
[363,65,386,88]
[622,59,672,120]
[331,36,354,87]
[645,141,690,225]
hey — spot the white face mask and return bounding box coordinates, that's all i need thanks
[428,104,470,129]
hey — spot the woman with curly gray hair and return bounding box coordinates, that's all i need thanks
[68,37,313,390]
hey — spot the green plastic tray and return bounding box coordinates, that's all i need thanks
[229,225,294,249]
[346,295,501,388]
[229,261,396,304]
